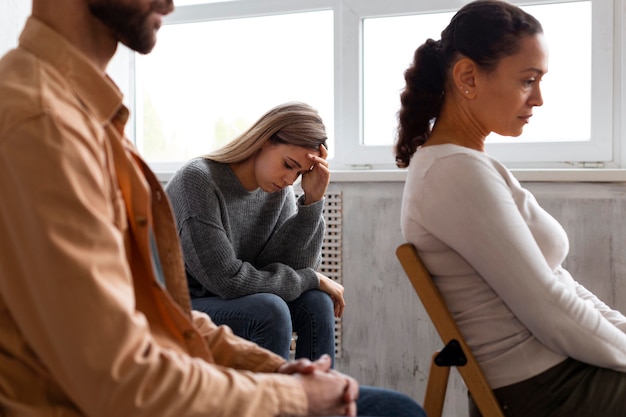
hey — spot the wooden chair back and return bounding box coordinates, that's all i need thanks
[396,243,505,417]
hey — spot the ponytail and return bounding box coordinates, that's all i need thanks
[394,39,445,168]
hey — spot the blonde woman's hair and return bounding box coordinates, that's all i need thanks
[204,102,328,163]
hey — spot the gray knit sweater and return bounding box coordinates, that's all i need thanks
[165,158,324,302]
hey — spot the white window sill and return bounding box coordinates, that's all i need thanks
[156,169,626,184]
[327,169,626,183]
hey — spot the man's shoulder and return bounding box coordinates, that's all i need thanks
[0,48,78,134]
[0,49,42,120]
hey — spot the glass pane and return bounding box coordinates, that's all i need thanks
[363,1,591,146]
[363,11,453,147]
[135,10,334,163]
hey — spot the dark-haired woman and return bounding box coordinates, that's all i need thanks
[397,1,626,416]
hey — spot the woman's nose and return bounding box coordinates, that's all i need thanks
[530,85,543,107]
[283,171,299,186]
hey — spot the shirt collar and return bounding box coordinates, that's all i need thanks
[18,17,126,127]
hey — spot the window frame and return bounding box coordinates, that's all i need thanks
[338,0,614,170]
[110,0,618,173]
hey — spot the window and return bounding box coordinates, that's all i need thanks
[134,9,333,173]
[110,0,617,172]
[356,0,608,169]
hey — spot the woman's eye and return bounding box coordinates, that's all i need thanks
[285,162,293,170]
[523,78,536,87]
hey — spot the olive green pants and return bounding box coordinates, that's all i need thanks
[470,358,626,417]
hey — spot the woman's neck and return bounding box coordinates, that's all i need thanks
[426,102,486,152]
[229,158,258,191]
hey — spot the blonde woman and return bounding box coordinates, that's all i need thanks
[166,102,344,363]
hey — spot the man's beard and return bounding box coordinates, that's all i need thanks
[88,1,165,54]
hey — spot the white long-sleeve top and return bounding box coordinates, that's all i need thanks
[401,144,626,389]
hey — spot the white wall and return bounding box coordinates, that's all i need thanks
[0,0,30,56]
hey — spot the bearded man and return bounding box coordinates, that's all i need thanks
[0,2,425,417]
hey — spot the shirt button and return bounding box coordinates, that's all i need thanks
[183,330,196,340]
[136,216,148,226]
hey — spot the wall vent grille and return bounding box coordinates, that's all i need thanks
[321,191,343,358]
[293,190,343,358]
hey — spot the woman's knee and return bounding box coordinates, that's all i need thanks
[296,290,334,319]
[248,293,292,331]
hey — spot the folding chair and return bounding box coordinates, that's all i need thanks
[395,243,505,417]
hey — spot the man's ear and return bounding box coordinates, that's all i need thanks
[452,57,477,98]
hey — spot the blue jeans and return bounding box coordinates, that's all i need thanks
[192,290,336,363]
[354,386,426,417]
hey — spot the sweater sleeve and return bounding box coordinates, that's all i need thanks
[416,153,626,371]
[166,163,320,302]
[256,191,325,270]
[574,282,626,333]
